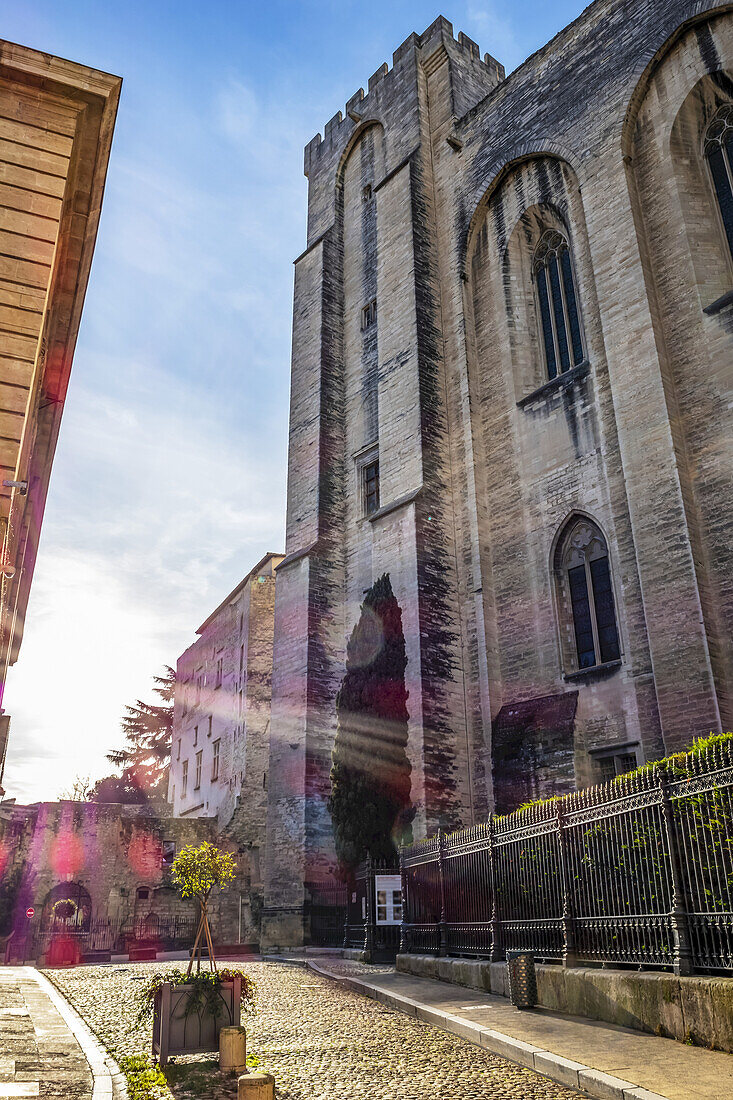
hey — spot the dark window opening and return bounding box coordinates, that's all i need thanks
[363,460,379,515]
[534,229,584,380]
[361,298,377,330]
[558,518,621,673]
[705,104,733,259]
[568,564,595,669]
[595,748,639,784]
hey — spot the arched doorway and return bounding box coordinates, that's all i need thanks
[39,883,91,964]
[41,882,92,932]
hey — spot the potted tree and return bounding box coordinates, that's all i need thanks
[138,842,256,1066]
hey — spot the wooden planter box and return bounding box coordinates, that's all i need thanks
[152,976,242,1066]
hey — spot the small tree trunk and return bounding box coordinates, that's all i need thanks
[202,904,217,973]
[186,907,205,979]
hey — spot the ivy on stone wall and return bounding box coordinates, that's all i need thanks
[0,864,22,936]
[327,574,413,874]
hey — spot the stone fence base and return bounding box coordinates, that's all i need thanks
[396,953,733,1053]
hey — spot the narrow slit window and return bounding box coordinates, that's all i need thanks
[534,229,584,380]
[194,750,202,790]
[363,459,380,516]
[212,739,220,781]
[705,104,733,258]
[361,298,377,330]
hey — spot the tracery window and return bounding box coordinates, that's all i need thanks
[704,104,733,258]
[557,518,620,671]
[534,230,584,380]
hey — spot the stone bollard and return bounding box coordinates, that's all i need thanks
[220,1026,247,1074]
[238,1071,275,1099]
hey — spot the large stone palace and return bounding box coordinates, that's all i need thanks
[165,0,733,950]
[256,0,733,948]
[2,1,733,960]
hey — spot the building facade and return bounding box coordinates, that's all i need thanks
[261,1,733,948]
[0,799,250,960]
[0,42,120,790]
[168,552,282,929]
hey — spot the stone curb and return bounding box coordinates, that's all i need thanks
[29,968,128,1099]
[305,961,670,1100]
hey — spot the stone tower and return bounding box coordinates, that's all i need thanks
[262,2,733,949]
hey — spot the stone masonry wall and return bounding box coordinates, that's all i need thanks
[0,801,247,946]
[262,0,733,945]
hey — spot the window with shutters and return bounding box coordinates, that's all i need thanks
[533,229,585,380]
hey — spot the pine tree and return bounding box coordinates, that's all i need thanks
[327,574,413,874]
[104,666,175,801]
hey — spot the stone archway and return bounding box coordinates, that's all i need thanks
[40,882,92,934]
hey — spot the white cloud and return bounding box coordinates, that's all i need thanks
[3,353,285,804]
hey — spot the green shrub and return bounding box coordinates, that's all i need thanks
[506,731,733,816]
[118,1055,167,1100]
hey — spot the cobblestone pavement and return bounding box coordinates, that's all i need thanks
[49,960,582,1099]
[314,958,396,977]
[0,967,93,1098]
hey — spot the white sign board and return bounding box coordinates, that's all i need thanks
[375,874,403,925]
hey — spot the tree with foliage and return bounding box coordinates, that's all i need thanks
[171,841,236,975]
[88,773,149,804]
[327,573,413,875]
[105,666,175,802]
[58,775,93,801]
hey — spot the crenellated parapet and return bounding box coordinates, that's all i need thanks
[304,15,505,178]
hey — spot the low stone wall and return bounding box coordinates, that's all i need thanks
[396,954,733,1053]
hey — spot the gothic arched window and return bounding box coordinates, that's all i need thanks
[704,104,733,258]
[534,229,584,380]
[556,518,620,671]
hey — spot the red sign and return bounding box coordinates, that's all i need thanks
[25,907,34,919]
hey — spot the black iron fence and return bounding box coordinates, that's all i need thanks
[308,882,348,948]
[344,859,401,960]
[401,739,733,974]
[307,861,402,959]
[7,914,200,965]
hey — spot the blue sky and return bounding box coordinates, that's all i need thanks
[0,0,586,801]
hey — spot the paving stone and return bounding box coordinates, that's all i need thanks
[50,960,582,1099]
[0,971,93,1099]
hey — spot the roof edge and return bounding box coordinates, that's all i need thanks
[195,552,284,635]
